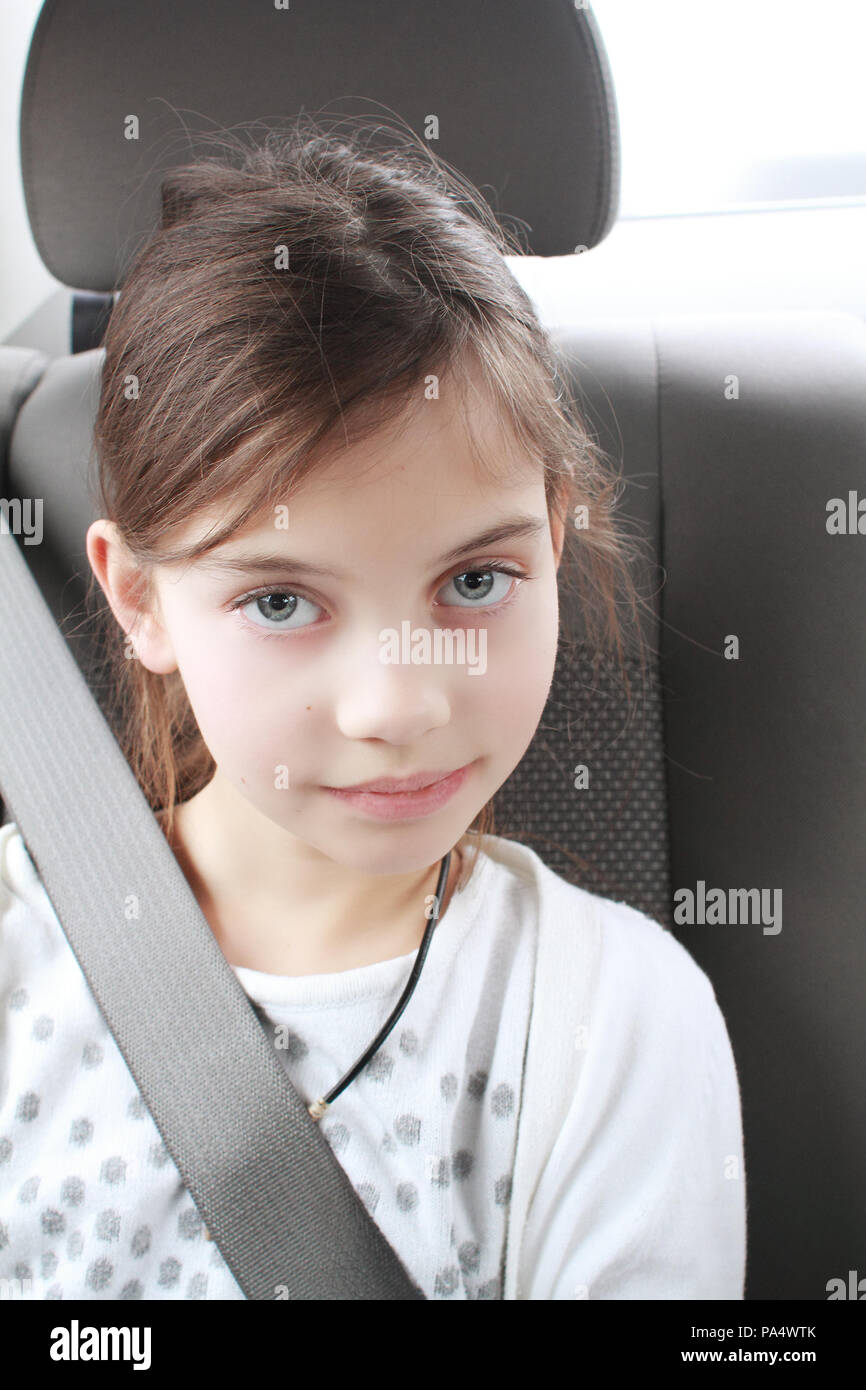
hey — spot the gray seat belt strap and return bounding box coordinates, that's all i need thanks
[0,522,425,1300]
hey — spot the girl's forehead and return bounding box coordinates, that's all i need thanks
[152,368,546,562]
[178,464,547,558]
[150,463,549,585]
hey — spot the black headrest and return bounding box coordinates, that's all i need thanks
[20,0,620,292]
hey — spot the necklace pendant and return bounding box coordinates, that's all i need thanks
[308,1097,329,1121]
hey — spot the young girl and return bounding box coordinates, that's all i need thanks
[0,118,745,1300]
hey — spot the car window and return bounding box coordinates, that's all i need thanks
[592,0,866,217]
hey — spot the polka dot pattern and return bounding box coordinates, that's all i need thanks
[15,1093,39,1123]
[131,1226,151,1258]
[60,1177,84,1207]
[19,1177,39,1204]
[0,820,535,1299]
[69,1117,93,1147]
[96,1208,121,1242]
[394,1114,421,1146]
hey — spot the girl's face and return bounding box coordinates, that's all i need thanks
[124,379,564,878]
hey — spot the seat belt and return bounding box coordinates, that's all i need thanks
[0,518,426,1300]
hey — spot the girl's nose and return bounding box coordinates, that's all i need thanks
[333,646,452,744]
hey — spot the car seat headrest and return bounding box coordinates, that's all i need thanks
[20,0,620,292]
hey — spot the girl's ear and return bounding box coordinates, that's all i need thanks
[85,520,178,674]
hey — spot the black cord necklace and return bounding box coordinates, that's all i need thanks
[306,850,453,1121]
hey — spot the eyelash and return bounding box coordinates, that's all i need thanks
[226,561,531,636]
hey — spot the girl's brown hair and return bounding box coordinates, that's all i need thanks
[87,114,652,894]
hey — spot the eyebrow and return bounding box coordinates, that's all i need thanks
[196,514,550,581]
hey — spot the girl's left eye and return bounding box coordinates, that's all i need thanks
[228,562,527,633]
[439,563,526,608]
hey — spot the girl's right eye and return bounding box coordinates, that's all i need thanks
[231,590,320,632]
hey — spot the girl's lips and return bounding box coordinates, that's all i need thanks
[337,769,457,794]
[323,762,473,820]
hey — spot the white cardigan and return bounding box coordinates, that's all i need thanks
[501,836,746,1298]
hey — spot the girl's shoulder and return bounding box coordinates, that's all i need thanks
[486,836,741,1222]
[477,831,716,1000]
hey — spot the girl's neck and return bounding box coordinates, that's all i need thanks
[157,787,465,977]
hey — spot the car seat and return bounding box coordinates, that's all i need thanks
[2,0,864,1301]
